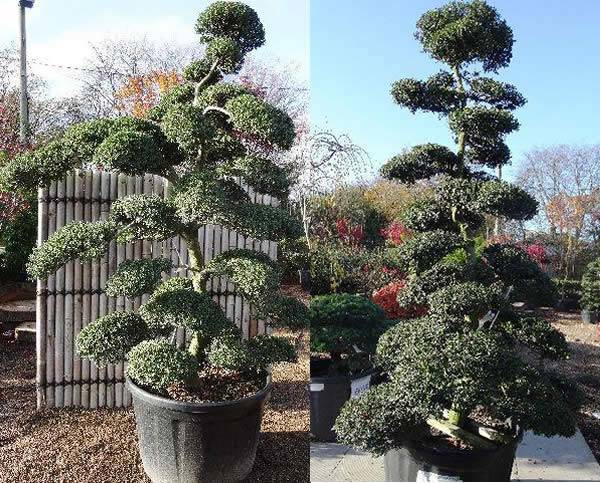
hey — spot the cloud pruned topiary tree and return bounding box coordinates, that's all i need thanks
[0,1,306,398]
[335,0,578,456]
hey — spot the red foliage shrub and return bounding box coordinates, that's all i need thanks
[523,243,548,267]
[336,217,365,246]
[380,221,410,246]
[372,281,427,320]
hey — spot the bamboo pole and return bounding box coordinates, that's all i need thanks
[106,172,118,408]
[115,172,128,408]
[63,174,75,407]
[72,170,84,407]
[45,180,56,407]
[89,170,101,409]
[53,178,66,408]
[97,170,110,408]
[36,186,48,409]
[81,170,93,408]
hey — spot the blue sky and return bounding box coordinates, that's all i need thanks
[1,0,598,182]
[0,0,309,95]
[311,0,600,179]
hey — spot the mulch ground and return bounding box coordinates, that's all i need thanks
[0,329,309,482]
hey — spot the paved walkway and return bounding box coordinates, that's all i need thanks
[311,430,600,481]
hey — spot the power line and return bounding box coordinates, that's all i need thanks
[0,54,309,91]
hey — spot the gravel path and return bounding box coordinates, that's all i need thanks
[0,329,309,482]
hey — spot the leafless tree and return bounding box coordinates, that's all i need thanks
[516,144,600,277]
[0,45,88,147]
[77,37,202,117]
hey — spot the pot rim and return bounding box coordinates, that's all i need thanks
[309,366,377,384]
[126,374,272,413]
[402,426,524,458]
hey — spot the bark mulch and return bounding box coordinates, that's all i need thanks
[0,329,309,483]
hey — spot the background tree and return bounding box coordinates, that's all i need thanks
[517,144,600,278]
[77,38,201,118]
[335,0,576,455]
[0,1,306,397]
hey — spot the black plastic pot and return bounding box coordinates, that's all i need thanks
[309,362,376,442]
[298,268,311,291]
[556,297,579,311]
[127,377,271,483]
[384,435,520,482]
[582,309,600,324]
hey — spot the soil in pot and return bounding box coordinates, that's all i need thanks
[309,358,376,442]
[128,375,271,483]
[385,412,520,482]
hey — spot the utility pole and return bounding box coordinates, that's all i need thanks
[19,0,34,146]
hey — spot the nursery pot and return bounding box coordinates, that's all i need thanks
[556,297,579,311]
[127,377,271,483]
[581,309,600,324]
[309,360,376,442]
[298,268,311,291]
[384,433,521,482]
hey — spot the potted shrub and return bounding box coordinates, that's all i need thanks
[334,2,581,481]
[0,2,308,481]
[309,293,390,441]
[554,278,582,311]
[581,258,600,323]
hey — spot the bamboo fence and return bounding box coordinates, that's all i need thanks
[36,170,278,409]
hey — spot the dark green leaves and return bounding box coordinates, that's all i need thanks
[201,248,279,305]
[127,339,198,395]
[76,312,149,366]
[581,258,600,311]
[105,258,172,298]
[225,94,296,150]
[27,220,117,279]
[195,1,265,55]
[205,37,244,74]
[206,334,296,372]
[381,144,460,183]
[391,71,462,114]
[139,277,233,336]
[0,139,77,193]
[109,194,181,242]
[477,180,538,220]
[309,293,388,355]
[415,0,514,72]
[469,77,526,110]
[218,155,291,198]
[94,130,169,177]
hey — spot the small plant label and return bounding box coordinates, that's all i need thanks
[350,375,371,398]
[310,383,325,392]
[416,470,462,482]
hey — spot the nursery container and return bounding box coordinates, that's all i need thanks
[127,377,271,483]
[309,360,376,442]
[581,309,599,324]
[299,268,311,291]
[384,433,521,482]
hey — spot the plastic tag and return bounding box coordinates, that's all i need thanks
[416,470,462,482]
[350,375,371,398]
[310,383,324,392]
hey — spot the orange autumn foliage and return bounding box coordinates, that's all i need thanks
[116,71,182,118]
